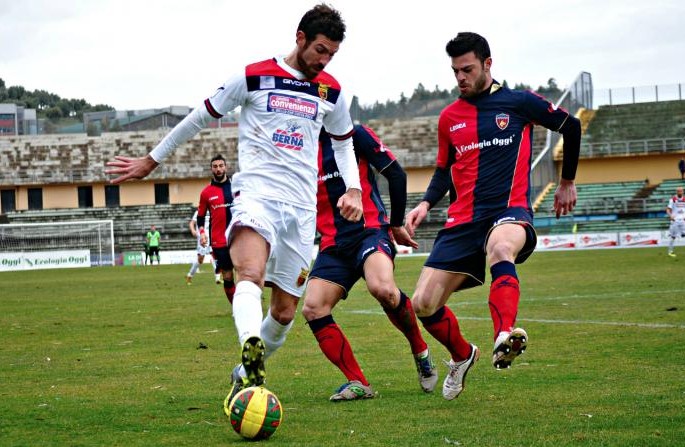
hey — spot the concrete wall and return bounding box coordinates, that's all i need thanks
[570,153,684,185]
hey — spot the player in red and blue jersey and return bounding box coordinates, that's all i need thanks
[302,124,437,401]
[406,32,580,400]
[197,154,234,302]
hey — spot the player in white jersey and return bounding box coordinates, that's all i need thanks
[106,4,363,407]
[186,210,221,285]
[667,186,685,257]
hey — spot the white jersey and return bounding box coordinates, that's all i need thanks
[205,57,354,210]
[667,195,685,222]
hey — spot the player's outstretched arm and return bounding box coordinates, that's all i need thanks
[405,201,430,237]
[106,106,213,184]
[553,178,577,219]
[106,155,159,184]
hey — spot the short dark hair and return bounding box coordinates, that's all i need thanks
[445,32,491,63]
[297,3,346,42]
[211,154,226,164]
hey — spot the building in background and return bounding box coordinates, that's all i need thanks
[0,104,38,135]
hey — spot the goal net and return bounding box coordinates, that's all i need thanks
[0,220,115,271]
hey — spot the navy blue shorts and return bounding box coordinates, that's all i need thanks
[211,246,233,273]
[309,228,395,298]
[425,207,537,291]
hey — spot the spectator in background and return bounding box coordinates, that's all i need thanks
[146,224,161,265]
[678,157,685,180]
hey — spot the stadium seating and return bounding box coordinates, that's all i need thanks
[535,180,647,217]
[640,178,685,213]
[0,128,239,184]
[580,100,685,157]
[534,178,682,235]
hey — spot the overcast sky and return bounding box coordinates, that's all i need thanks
[1,0,684,110]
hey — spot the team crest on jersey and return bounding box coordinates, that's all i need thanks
[296,267,309,287]
[272,122,305,151]
[496,113,510,130]
[318,83,329,101]
[267,92,318,120]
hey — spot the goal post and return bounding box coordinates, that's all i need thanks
[0,220,115,271]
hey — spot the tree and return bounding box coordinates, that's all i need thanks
[7,86,26,100]
[536,78,562,101]
[411,83,430,101]
[86,122,99,136]
[513,82,532,91]
[45,106,63,120]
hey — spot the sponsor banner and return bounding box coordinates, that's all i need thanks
[122,251,145,266]
[576,233,618,248]
[395,244,414,255]
[156,250,196,265]
[660,230,685,246]
[619,231,661,246]
[537,234,576,250]
[0,250,90,272]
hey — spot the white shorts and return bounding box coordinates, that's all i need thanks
[226,194,316,297]
[196,243,212,257]
[669,220,685,238]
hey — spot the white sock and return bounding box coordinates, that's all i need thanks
[232,281,263,346]
[669,238,675,252]
[261,309,294,360]
[188,261,200,277]
[234,309,293,380]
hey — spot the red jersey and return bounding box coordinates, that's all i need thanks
[197,179,233,248]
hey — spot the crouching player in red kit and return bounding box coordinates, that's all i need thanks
[302,124,438,401]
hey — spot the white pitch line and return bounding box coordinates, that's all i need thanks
[345,310,685,329]
[450,288,685,306]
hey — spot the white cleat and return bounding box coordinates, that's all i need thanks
[492,328,528,369]
[442,344,479,400]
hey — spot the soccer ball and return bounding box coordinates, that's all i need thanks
[227,386,283,440]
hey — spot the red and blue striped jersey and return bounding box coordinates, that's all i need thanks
[317,124,395,250]
[437,82,571,228]
[197,179,233,249]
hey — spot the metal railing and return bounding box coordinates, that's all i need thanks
[594,83,684,107]
[580,137,685,158]
[536,197,670,217]
[531,71,593,200]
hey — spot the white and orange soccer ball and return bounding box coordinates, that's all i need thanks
[226,386,283,440]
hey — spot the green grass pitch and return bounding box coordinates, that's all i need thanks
[1,247,684,446]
